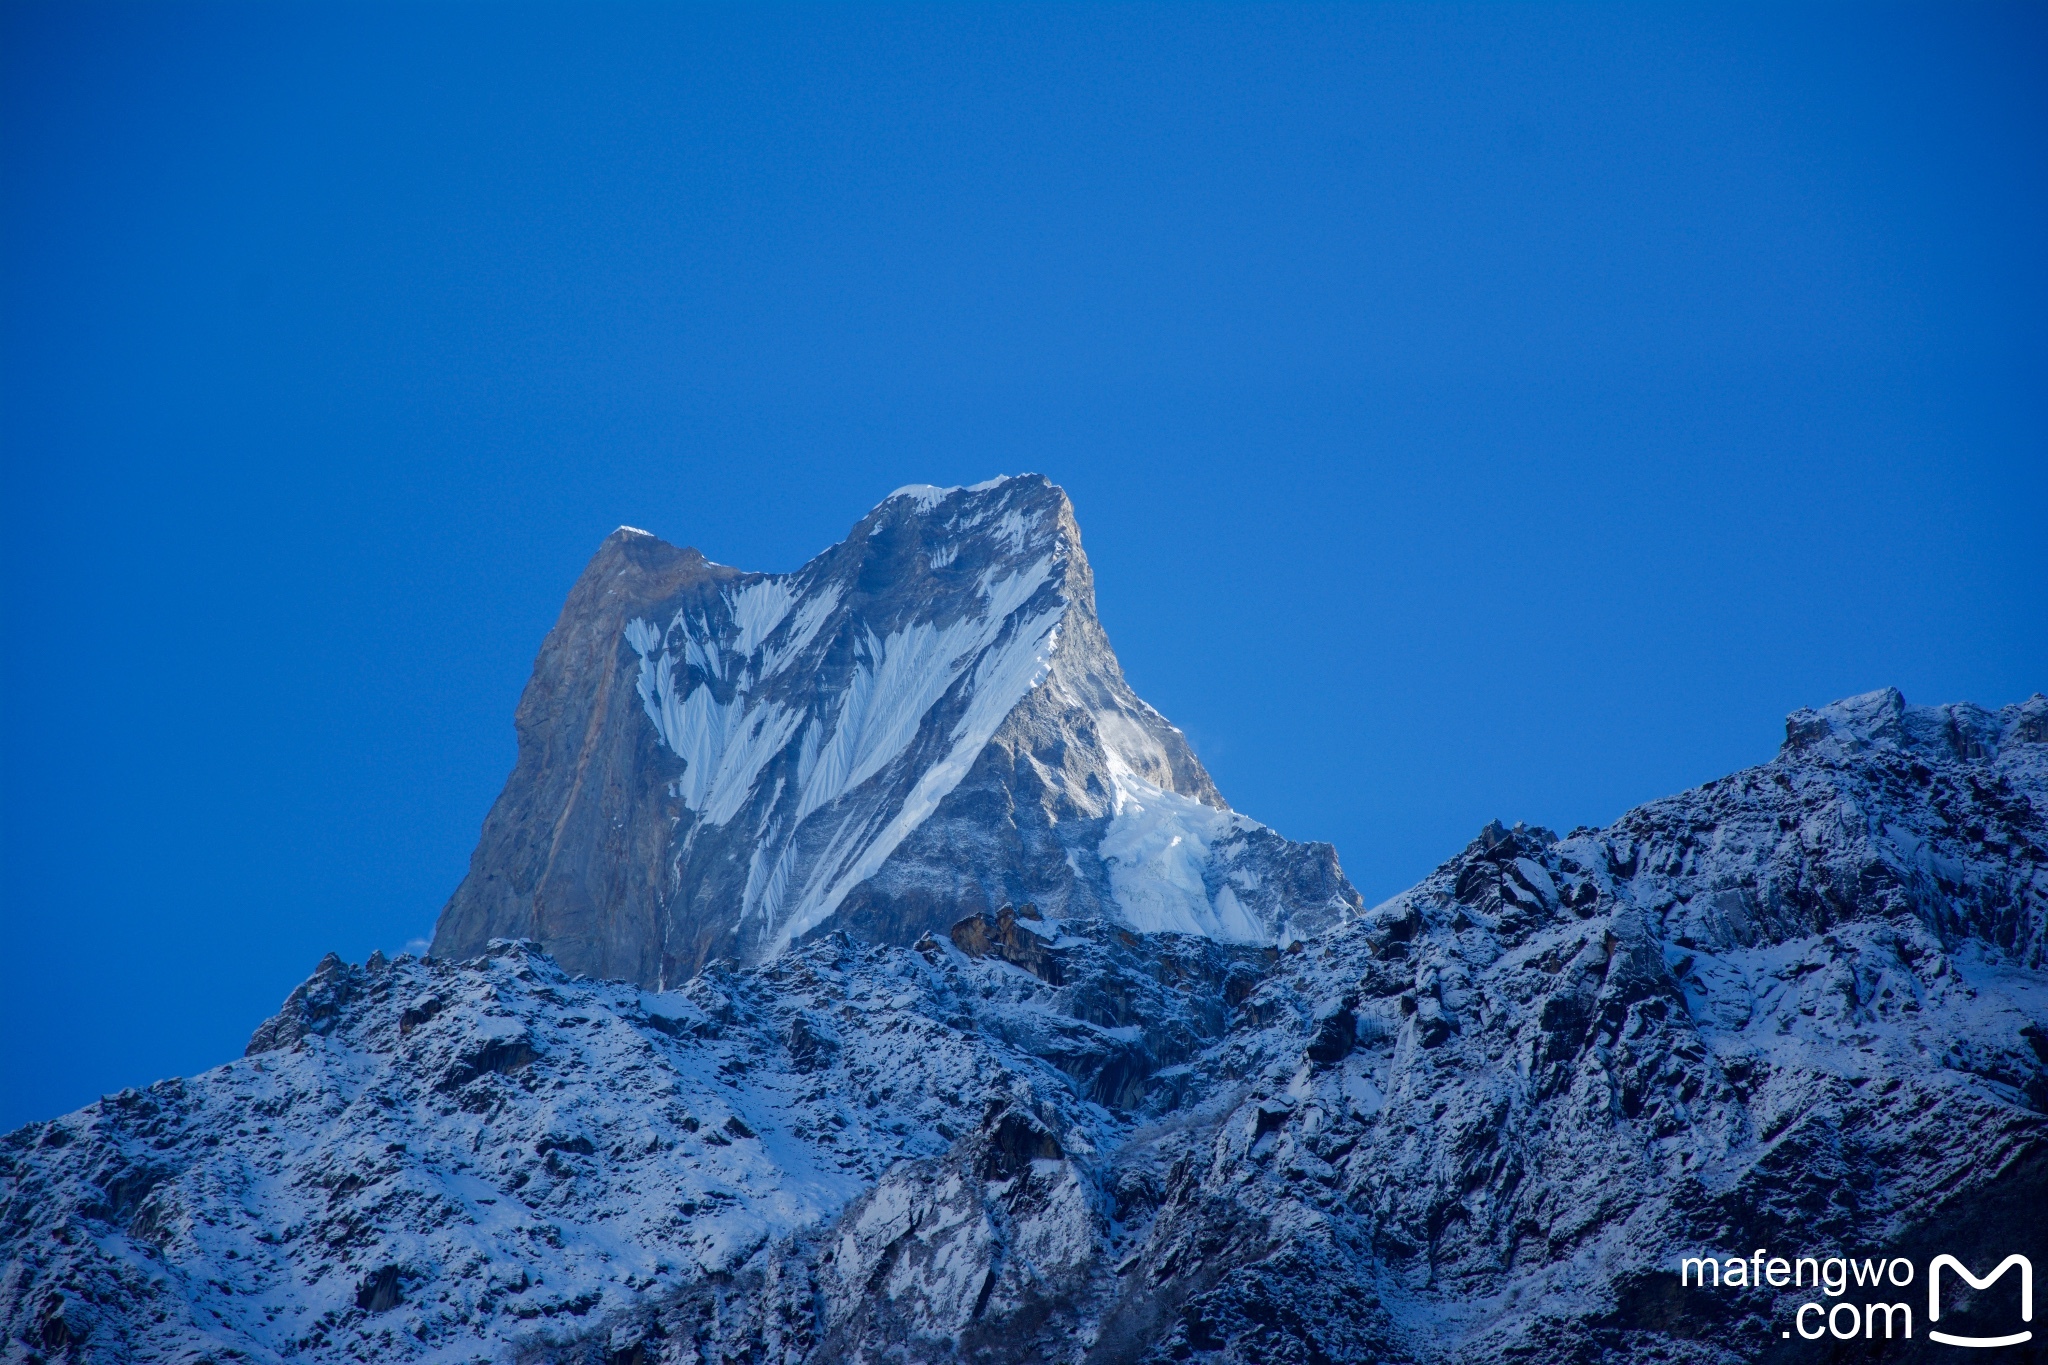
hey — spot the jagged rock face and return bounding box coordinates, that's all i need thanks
[7,689,2043,1364]
[432,476,1359,986]
[0,931,1254,1364]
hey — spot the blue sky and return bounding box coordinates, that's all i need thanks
[3,2,2043,1131]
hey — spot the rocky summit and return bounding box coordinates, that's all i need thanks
[430,475,1358,987]
[2,479,2044,1365]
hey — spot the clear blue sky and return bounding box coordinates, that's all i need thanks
[3,3,2043,1131]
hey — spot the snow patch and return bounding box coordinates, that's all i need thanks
[889,484,957,511]
[728,578,798,657]
[1099,766,1266,942]
[626,548,1069,949]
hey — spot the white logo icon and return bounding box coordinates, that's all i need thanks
[1929,1254,2033,1349]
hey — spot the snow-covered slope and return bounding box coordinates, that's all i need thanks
[0,937,1137,1363]
[431,476,1357,985]
[8,689,2043,1364]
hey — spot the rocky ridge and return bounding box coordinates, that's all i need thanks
[5,687,2044,1364]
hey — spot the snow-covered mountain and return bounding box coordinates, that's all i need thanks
[431,476,1358,986]
[6,688,2043,1364]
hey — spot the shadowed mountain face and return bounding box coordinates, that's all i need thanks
[431,476,1359,986]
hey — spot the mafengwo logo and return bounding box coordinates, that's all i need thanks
[1679,1250,2034,1347]
[1929,1257,2034,1350]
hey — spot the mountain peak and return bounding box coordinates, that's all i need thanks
[432,479,1357,985]
[884,472,1048,508]
[1782,687,2048,768]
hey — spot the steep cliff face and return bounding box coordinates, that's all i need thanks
[427,527,717,990]
[432,477,1359,986]
[7,691,2042,1365]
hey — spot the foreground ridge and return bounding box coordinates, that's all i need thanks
[5,688,2043,1363]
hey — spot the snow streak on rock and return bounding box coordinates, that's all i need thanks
[624,554,1061,951]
